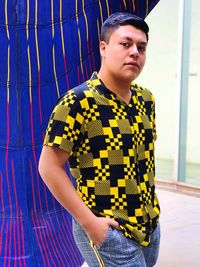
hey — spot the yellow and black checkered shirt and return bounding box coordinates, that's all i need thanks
[44,72,160,246]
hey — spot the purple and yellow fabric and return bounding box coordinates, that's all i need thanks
[0,1,159,266]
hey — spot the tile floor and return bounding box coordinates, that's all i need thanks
[156,188,200,267]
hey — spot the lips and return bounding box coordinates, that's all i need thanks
[125,62,139,69]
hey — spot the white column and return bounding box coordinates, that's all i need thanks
[174,0,191,182]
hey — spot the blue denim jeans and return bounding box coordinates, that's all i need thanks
[72,219,160,267]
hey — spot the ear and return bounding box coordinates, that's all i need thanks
[99,41,107,58]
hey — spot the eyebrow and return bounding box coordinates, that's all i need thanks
[121,36,147,45]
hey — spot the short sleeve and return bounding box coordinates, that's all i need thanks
[43,90,84,154]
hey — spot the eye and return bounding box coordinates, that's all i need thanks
[138,46,146,53]
[120,42,130,48]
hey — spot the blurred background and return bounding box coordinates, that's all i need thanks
[136,0,200,188]
[136,1,200,266]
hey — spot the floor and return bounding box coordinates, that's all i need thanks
[82,187,200,267]
[156,188,200,267]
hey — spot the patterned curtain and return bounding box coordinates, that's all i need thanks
[0,1,159,266]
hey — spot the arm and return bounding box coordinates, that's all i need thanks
[38,146,119,246]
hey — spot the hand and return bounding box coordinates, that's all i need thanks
[83,217,120,247]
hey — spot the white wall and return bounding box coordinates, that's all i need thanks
[187,0,200,163]
[136,0,200,164]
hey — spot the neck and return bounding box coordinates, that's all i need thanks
[98,70,132,104]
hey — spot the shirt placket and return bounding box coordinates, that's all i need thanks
[127,95,151,225]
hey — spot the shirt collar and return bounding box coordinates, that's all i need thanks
[90,72,113,96]
[89,72,136,102]
[90,71,134,97]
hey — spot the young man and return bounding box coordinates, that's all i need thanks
[39,12,160,267]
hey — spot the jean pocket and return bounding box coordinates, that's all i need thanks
[97,227,112,250]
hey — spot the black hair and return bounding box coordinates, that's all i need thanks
[101,12,149,43]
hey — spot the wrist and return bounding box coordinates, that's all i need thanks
[79,212,98,231]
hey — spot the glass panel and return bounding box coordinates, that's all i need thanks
[186,0,200,186]
[136,0,179,181]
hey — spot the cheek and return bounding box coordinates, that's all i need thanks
[139,56,146,67]
[108,52,121,64]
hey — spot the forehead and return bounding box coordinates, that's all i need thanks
[110,25,147,42]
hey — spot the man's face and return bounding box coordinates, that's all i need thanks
[100,25,147,83]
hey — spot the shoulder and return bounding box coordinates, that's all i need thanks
[52,82,89,112]
[72,81,91,97]
[131,82,155,102]
[58,79,97,104]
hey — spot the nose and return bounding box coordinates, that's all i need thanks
[129,44,139,58]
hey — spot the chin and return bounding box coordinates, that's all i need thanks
[124,74,139,83]
[115,72,139,83]
[130,72,140,81]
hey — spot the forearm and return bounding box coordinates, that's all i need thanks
[39,161,96,229]
[38,146,119,246]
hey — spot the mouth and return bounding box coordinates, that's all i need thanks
[125,62,139,69]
